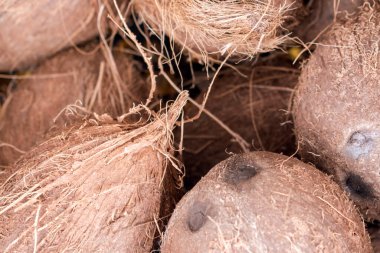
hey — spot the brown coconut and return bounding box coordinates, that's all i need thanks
[0,92,188,252]
[161,152,372,252]
[0,44,148,167]
[0,0,111,71]
[180,60,298,188]
[293,5,380,220]
[132,0,304,60]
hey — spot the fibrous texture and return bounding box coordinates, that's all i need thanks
[0,45,148,166]
[133,0,302,60]
[162,152,372,253]
[0,92,188,252]
[293,5,380,220]
[179,63,298,188]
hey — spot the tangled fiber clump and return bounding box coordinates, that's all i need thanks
[134,0,301,59]
[0,92,188,252]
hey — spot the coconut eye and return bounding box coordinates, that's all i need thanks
[345,173,374,199]
[187,201,209,232]
[345,130,377,160]
[348,132,370,147]
[224,163,259,186]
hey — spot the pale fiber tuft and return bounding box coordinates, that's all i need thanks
[0,92,188,252]
[133,0,301,61]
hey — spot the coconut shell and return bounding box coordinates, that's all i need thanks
[0,92,188,252]
[0,0,108,71]
[293,5,380,220]
[180,60,298,189]
[0,44,148,167]
[133,0,304,60]
[162,152,372,253]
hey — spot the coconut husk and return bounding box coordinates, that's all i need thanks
[179,58,298,188]
[162,152,372,252]
[0,43,149,167]
[132,0,304,61]
[0,0,109,71]
[293,4,380,220]
[0,92,188,252]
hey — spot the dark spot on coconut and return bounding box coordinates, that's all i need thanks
[345,130,378,160]
[224,159,259,185]
[345,173,375,199]
[348,132,371,146]
[187,201,209,232]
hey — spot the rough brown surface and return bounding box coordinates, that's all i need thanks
[293,5,380,220]
[0,0,106,71]
[162,152,372,253]
[0,44,148,167]
[133,0,304,60]
[0,92,187,252]
[180,60,298,188]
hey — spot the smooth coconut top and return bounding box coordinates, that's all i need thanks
[162,152,371,253]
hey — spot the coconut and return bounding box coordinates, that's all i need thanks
[0,92,188,252]
[0,44,148,167]
[293,5,380,220]
[0,0,111,71]
[180,60,298,188]
[132,0,304,60]
[161,152,372,252]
